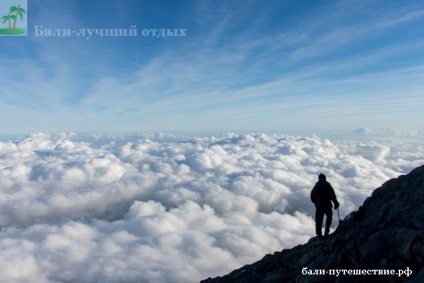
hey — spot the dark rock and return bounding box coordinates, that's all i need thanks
[200,165,424,283]
[405,267,424,283]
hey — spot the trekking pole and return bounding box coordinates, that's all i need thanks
[337,208,342,224]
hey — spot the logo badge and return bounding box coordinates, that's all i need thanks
[0,0,27,36]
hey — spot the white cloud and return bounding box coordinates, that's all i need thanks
[0,132,422,282]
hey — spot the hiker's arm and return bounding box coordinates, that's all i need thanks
[310,188,316,203]
[330,185,339,209]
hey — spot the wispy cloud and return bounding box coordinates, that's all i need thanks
[0,0,423,133]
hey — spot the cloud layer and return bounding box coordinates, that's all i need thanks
[0,132,422,282]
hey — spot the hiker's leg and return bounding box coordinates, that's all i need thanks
[315,209,324,237]
[324,208,333,236]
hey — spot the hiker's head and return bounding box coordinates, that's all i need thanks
[318,173,326,181]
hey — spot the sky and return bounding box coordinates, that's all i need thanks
[0,0,424,134]
[0,132,423,282]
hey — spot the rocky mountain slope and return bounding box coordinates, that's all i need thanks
[201,165,424,283]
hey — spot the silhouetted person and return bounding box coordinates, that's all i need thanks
[311,173,339,239]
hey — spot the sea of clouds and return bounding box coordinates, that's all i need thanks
[0,131,423,283]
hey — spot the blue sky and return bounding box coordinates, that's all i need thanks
[0,0,423,135]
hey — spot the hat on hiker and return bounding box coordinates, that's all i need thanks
[318,173,326,181]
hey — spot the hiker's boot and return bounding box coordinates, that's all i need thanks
[324,229,330,237]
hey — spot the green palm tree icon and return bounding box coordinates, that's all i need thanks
[10,5,26,29]
[0,4,26,35]
[1,13,16,30]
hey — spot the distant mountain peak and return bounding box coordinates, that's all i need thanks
[353,127,371,135]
